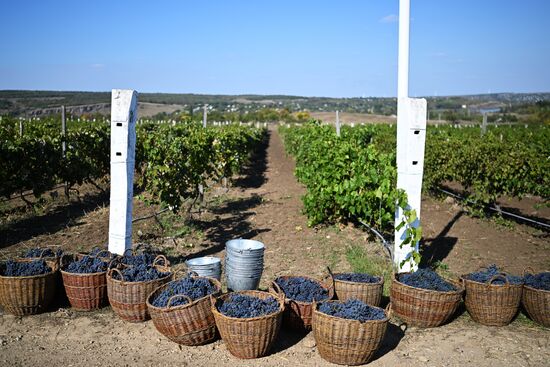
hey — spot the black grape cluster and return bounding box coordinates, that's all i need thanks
[112,263,170,282]
[217,294,279,318]
[65,256,108,274]
[89,247,116,260]
[275,276,329,302]
[121,252,156,267]
[318,299,386,322]
[399,268,456,292]
[333,273,380,283]
[152,276,217,308]
[23,247,62,258]
[466,264,523,285]
[524,272,550,291]
[1,260,52,277]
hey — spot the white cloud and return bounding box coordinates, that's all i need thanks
[90,63,105,69]
[379,14,398,23]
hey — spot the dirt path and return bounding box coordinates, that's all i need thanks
[1,128,549,367]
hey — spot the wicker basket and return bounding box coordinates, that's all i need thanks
[390,273,464,327]
[269,275,334,331]
[211,290,284,359]
[521,268,549,327]
[0,259,58,316]
[107,256,172,322]
[522,285,550,327]
[330,273,384,307]
[147,276,222,345]
[17,247,62,264]
[61,268,108,311]
[461,273,523,326]
[312,301,389,365]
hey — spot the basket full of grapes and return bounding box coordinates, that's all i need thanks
[312,299,389,365]
[19,247,63,265]
[147,273,222,346]
[390,268,464,327]
[60,253,110,311]
[269,275,334,331]
[107,253,172,322]
[211,290,284,359]
[0,258,58,316]
[522,268,550,327]
[461,264,523,326]
[328,268,384,307]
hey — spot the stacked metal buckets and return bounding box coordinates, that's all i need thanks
[185,256,222,280]
[225,239,265,291]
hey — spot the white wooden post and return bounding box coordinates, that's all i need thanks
[203,105,207,128]
[108,89,138,255]
[61,106,66,157]
[336,110,341,137]
[481,113,487,136]
[394,0,427,273]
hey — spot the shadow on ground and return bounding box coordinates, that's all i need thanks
[420,211,462,268]
[167,132,271,265]
[270,328,308,355]
[232,130,270,189]
[370,322,405,362]
[0,190,111,250]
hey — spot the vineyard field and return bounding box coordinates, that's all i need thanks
[280,122,549,233]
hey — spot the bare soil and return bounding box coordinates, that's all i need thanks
[0,128,548,367]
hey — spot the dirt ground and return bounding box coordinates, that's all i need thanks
[0,128,548,366]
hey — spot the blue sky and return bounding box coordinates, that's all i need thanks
[0,0,549,97]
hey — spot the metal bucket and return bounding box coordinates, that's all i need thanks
[185,256,222,280]
[225,239,265,291]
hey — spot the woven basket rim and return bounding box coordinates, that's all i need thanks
[0,267,59,279]
[332,273,384,286]
[61,269,107,276]
[393,273,464,295]
[146,276,222,312]
[272,275,334,305]
[212,290,285,322]
[522,284,550,293]
[460,275,524,288]
[106,266,172,285]
[312,300,389,325]
[15,256,59,261]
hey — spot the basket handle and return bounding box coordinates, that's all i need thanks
[271,280,284,296]
[167,294,193,309]
[487,273,509,287]
[39,248,52,259]
[325,266,336,292]
[93,249,111,259]
[385,302,393,319]
[108,267,125,282]
[523,266,535,277]
[153,255,169,267]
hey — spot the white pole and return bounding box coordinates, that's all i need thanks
[394,0,426,273]
[108,89,138,255]
[336,110,340,137]
[398,0,410,100]
[203,105,207,128]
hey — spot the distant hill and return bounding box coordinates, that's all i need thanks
[1,90,549,117]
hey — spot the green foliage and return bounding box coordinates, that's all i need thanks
[279,122,421,269]
[424,124,550,208]
[0,117,110,199]
[0,118,264,212]
[280,123,404,231]
[136,122,264,211]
